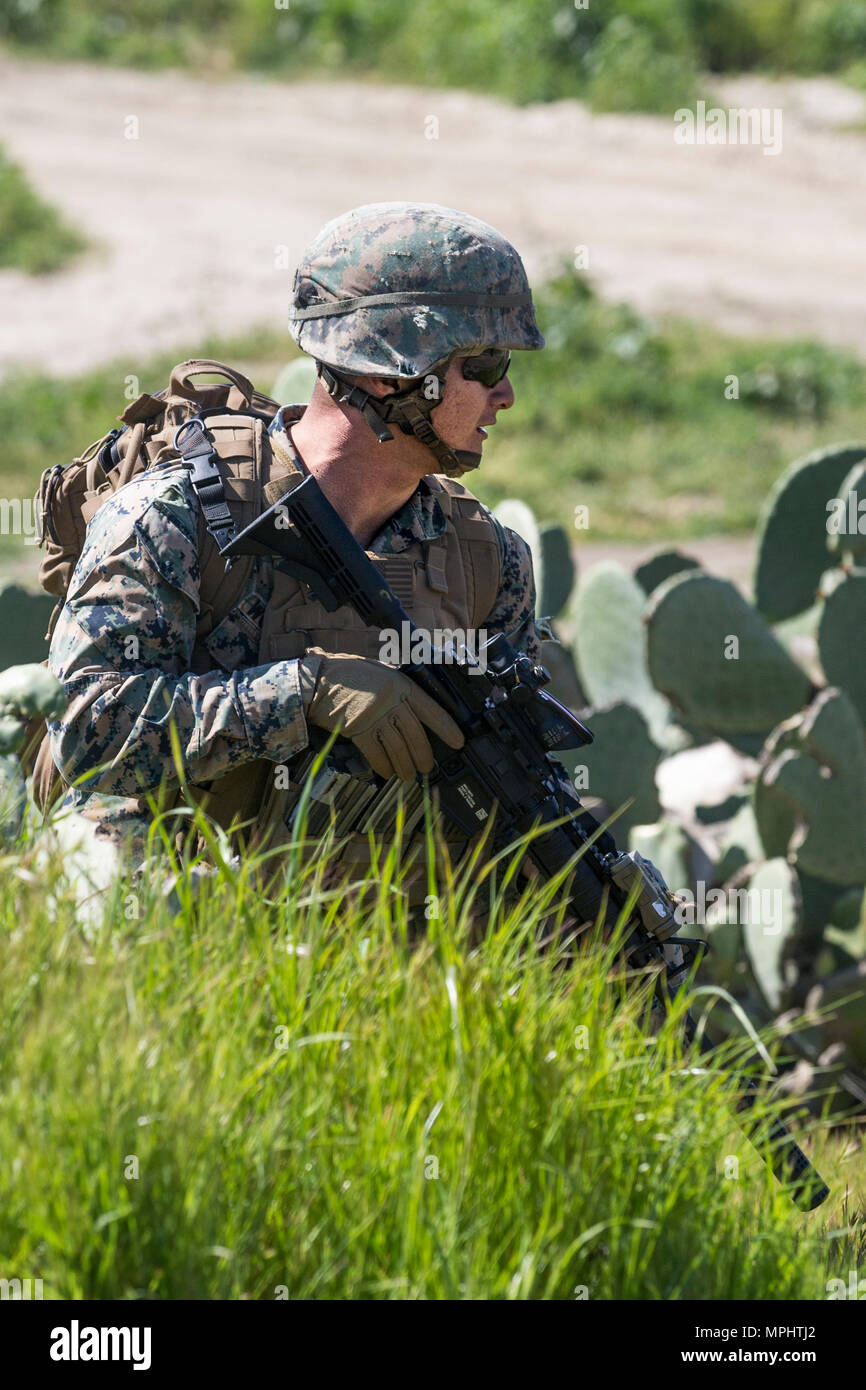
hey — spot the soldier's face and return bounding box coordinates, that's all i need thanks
[429,354,515,455]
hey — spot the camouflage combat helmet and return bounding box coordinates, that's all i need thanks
[288,202,544,477]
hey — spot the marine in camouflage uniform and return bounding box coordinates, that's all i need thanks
[46,203,546,888]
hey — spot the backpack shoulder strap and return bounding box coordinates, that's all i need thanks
[186,409,300,652]
[175,417,239,555]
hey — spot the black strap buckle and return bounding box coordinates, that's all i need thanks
[173,415,238,563]
[98,426,127,473]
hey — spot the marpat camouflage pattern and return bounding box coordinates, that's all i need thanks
[46,406,541,856]
[289,201,544,378]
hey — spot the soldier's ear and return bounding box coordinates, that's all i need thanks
[350,375,398,399]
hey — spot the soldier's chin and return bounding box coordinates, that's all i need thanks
[439,448,483,478]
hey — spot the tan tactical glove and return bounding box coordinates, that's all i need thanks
[298,653,465,782]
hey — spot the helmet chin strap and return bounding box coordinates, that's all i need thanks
[316,362,482,478]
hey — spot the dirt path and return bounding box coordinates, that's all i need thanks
[2,58,866,380]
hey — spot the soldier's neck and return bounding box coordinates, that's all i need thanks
[288,400,429,549]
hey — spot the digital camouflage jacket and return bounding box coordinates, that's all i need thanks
[46,407,542,866]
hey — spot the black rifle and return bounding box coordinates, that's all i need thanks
[222,471,830,1211]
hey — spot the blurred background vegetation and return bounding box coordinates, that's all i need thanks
[2,268,866,564]
[4,0,866,112]
[0,143,87,273]
[3,0,866,547]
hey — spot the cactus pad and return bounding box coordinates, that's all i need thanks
[0,585,56,670]
[826,459,866,566]
[752,714,803,861]
[755,688,866,885]
[715,801,764,882]
[824,887,866,963]
[493,499,539,551]
[0,753,26,840]
[0,663,65,760]
[795,869,849,956]
[0,663,65,720]
[572,562,671,743]
[806,963,866,1069]
[537,524,576,620]
[560,701,660,840]
[272,356,318,404]
[695,791,748,827]
[817,568,866,724]
[644,572,810,736]
[754,442,866,622]
[741,858,801,1012]
[537,637,586,712]
[0,717,24,753]
[634,549,700,598]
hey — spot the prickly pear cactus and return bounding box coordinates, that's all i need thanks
[826,459,866,566]
[536,638,586,712]
[537,523,576,620]
[644,572,811,737]
[817,568,866,724]
[824,885,866,964]
[796,869,851,949]
[751,715,802,861]
[715,801,764,883]
[0,662,64,767]
[754,687,866,885]
[0,716,23,753]
[0,663,65,721]
[695,791,748,827]
[741,858,801,1012]
[753,442,866,623]
[572,562,671,744]
[634,549,700,598]
[272,356,318,404]
[0,664,65,837]
[804,963,866,1070]
[493,500,549,622]
[773,602,823,685]
[701,918,743,994]
[493,499,538,551]
[0,584,56,670]
[0,754,26,840]
[560,700,661,839]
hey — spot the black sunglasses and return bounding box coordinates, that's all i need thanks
[460,348,511,387]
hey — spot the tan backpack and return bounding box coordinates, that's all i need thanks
[29,358,291,810]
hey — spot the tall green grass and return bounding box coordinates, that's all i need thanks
[0,793,860,1300]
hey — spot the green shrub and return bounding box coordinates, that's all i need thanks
[585,15,698,113]
[0,145,87,275]
[788,0,866,72]
[9,0,866,104]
